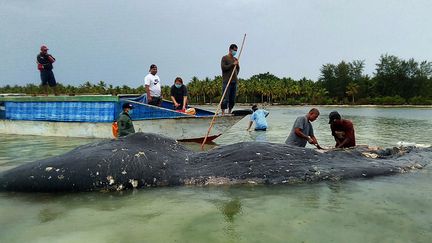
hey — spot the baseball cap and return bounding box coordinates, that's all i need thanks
[122,103,133,109]
[328,111,341,124]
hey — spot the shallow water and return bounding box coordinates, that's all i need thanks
[1,106,432,243]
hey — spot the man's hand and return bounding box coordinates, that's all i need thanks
[48,55,55,63]
[174,102,179,108]
[233,60,239,65]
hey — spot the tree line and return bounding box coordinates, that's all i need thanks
[1,54,431,105]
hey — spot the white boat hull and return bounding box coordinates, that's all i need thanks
[0,115,245,141]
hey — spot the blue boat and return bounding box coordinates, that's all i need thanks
[0,95,249,142]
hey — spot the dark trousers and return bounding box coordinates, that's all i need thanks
[40,70,57,87]
[148,96,162,106]
[174,104,185,110]
[221,82,237,110]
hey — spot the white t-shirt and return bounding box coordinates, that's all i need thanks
[144,73,161,97]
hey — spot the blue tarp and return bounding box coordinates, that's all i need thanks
[5,101,116,122]
[4,97,216,123]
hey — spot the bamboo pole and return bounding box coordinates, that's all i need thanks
[201,34,247,150]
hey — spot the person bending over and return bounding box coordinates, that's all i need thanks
[328,111,356,148]
[247,104,269,131]
[285,108,320,147]
[170,77,188,110]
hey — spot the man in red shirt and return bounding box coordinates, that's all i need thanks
[329,111,356,148]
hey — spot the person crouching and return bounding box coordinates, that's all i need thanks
[328,111,356,148]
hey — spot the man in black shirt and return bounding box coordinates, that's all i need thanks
[170,77,188,110]
[37,45,57,95]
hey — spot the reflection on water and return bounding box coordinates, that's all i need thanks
[0,106,432,242]
[220,198,242,222]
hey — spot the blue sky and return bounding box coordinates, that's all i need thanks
[1,0,431,87]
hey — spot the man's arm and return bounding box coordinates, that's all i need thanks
[145,85,152,102]
[170,96,179,107]
[310,135,318,145]
[48,55,55,63]
[336,137,351,148]
[246,121,253,131]
[170,86,178,107]
[182,86,188,110]
[236,58,240,73]
[182,96,188,110]
[294,128,315,144]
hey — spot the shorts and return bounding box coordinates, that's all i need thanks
[40,70,57,87]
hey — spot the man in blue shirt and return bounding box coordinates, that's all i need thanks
[247,105,269,131]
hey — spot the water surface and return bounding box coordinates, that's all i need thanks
[1,106,432,243]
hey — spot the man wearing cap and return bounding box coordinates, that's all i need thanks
[329,111,356,148]
[117,103,135,137]
[144,64,162,106]
[246,104,269,131]
[285,108,320,147]
[37,45,57,95]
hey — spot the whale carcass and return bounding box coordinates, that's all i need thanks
[0,133,430,192]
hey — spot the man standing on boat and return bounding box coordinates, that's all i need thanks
[221,44,240,115]
[118,103,135,137]
[145,64,162,106]
[36,45,57,95]
[328,111,356,148]
[285,108,320,147]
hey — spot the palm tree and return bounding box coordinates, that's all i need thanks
[346,82,360,103]
[161,85,170,98]
[97,81,107,94]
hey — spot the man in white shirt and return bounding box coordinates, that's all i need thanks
[144,64,162,106]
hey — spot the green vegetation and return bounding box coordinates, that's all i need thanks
[1,55,431,105]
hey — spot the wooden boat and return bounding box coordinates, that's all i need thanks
[0,95,249,142]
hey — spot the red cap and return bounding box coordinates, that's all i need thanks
[40,45,49,51]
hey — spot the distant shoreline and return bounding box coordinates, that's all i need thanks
[194,103,432,108]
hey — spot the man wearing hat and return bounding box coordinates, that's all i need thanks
[144,64,162,106]
[328,111,356,148]
[246,104,269,131]
[37,45,57,95]
[117,103,135,137]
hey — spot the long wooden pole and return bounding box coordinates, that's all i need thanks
[201,34,247,150]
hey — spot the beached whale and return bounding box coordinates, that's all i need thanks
[0,133,430,192]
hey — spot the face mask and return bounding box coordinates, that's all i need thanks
[128,110,133,116]
[231,50,237,56]
[175,84,182,88]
